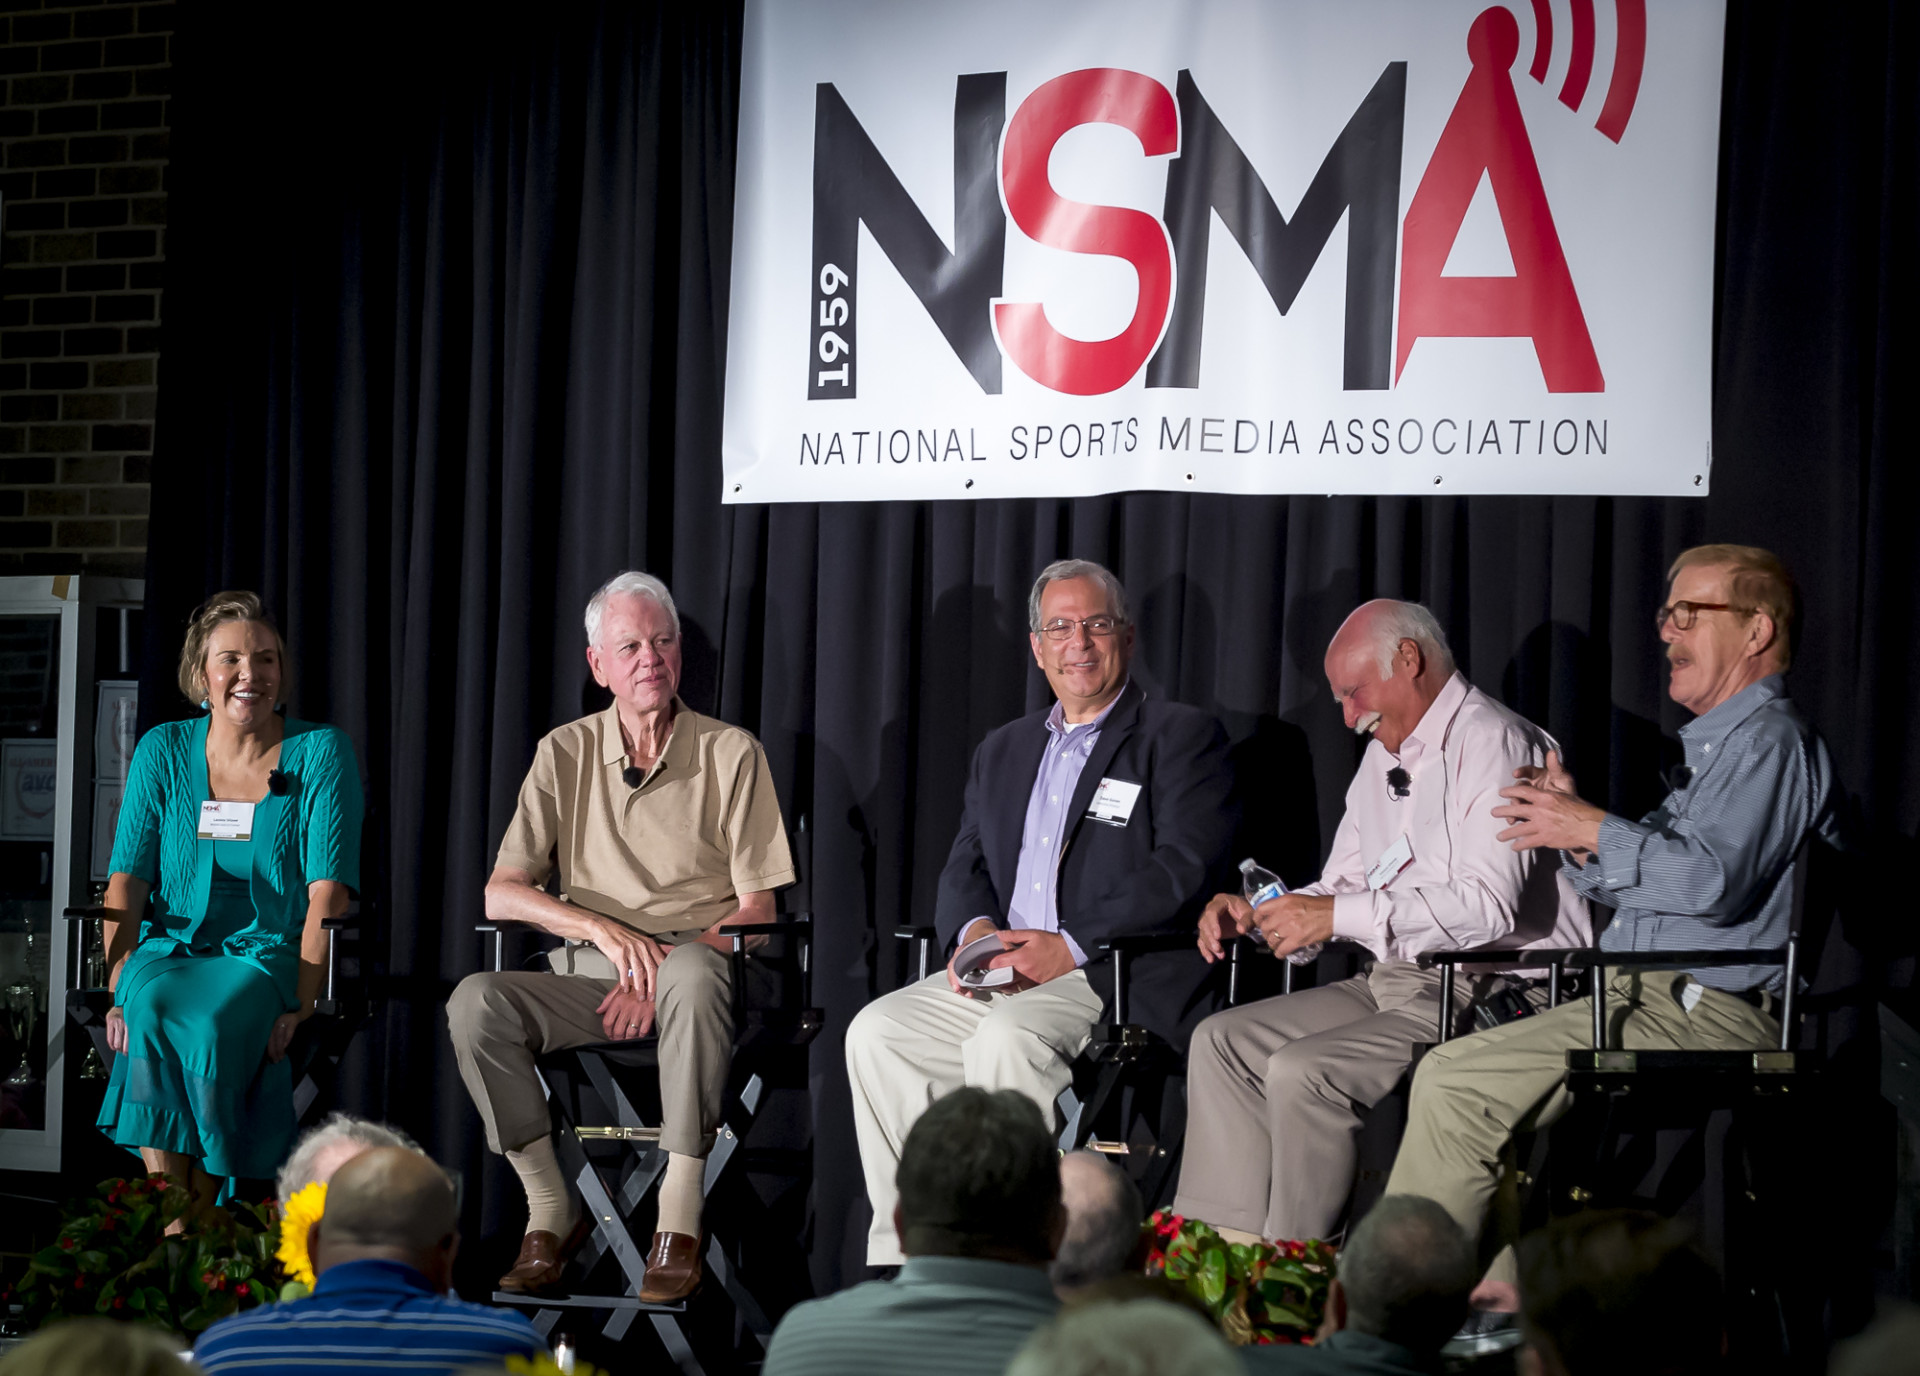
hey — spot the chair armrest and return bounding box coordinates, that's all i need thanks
[892,925,938,940]
[1417,946,1593,969]
[475,921,512,973]
[1096,932,1199,956]
[64,906,111,921]
[1563,947,1787,971]
[723,921,812,939]
[894,925,941,982]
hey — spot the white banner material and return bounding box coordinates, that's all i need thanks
[722,0,1724,503]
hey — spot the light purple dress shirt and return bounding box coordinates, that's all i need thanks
[979,685,1129,968]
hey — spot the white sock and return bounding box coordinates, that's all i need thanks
[656,1152,706,1238]
[506,1136,577,1236]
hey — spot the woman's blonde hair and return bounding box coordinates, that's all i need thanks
[0,1317,193,1376]
[176,590,288,705]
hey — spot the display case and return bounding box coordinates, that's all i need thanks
[0,576,143,1173]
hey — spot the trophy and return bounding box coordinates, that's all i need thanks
[3,979,36,1086]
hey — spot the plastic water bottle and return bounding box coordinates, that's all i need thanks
[1238,857,1323,966]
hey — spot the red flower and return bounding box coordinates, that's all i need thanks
[201,1271,216,1287]
[59,1238,75,1252]
[72,1278,85,1290]
[112,1297,126,1310]
[98,1218,115,1232]
[236,1282,250,1297]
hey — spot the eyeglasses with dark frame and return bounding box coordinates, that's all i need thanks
[1038,615,1123,641]
[1654,600,1750,632]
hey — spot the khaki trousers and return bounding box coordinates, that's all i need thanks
[1173,962,1470,1241]
[447,931,733,1159]
[1385,969,1780,1279]
[845,970,1105,1265]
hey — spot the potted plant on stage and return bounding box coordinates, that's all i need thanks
[1143,1210,1336,1346]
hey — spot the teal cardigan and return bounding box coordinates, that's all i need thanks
[110,714,364,1012]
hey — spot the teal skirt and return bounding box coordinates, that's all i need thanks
[96,951,293,1180]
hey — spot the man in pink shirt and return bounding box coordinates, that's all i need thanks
[1171,600,1590,1246]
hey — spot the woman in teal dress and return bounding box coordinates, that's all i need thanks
[99,591,363,1211]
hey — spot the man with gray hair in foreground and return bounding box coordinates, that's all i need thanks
[277,1110,420,1205]
[194,1146,541,1376]
[1174,600,1590,1247]
[1052,1149,1146,1298]
[1243,1195,1476,1373]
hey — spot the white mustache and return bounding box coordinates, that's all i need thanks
[1354,710,1383,736]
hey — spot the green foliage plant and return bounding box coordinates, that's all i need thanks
[1142,1208,1337,1346]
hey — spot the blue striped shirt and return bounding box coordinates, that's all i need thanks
[1566,676,1834,992]
[194,1260,542,1376]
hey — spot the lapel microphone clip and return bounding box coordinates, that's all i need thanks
[267,768,291,796]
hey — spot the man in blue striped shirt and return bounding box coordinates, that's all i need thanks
[1385,544,1835,1308]
[195,1146,542,1376]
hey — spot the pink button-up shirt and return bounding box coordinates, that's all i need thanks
[1301,672,1591,962]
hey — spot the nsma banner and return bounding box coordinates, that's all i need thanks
[721,0,1723,504]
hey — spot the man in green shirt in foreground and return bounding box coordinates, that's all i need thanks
[763,1087,1065,1376]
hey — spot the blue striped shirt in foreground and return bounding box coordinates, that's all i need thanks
[1568,675,1835,993]
[194,1259,542,1376]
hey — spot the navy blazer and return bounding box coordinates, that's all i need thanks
[933,681,1239,1049]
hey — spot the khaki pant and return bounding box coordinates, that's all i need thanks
[1385,969,1780,1279]
[447,931,733,1159]
[1173,962,1471,1241]
[845,970,1105,1265]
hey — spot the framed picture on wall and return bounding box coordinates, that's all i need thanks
[94,680,137,782]
[1,739,58,840]
[91,780,124,881]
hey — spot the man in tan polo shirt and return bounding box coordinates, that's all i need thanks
[447,571,794,1305]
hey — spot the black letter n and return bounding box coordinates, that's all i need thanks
[808,75,1006,399]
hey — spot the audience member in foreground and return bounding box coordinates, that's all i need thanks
[1175,601,1589,1247]
[1387,545,1835,1306]
[1053,1149,1146,1299]
[847,558,1237,1267]
[1241,1195,1475,1374]
[0,1318,192,1376]
[194,1146,541,1376]
[276,1110,421,1204]
[1516,1210,1722,1376]
[762,1087,1065,1376]
[1010,1299,1241,1376]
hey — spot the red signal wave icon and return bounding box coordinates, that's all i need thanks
[1523,0,1646,142]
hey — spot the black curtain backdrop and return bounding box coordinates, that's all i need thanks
[144,0,1917,1300]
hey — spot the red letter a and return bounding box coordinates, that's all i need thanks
[1396,8,1603,392]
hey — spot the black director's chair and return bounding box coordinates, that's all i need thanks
[64,900,367,1132]
[892,925,1303,1209]
[1416,834,1842,1368]
[476,903,820,1376]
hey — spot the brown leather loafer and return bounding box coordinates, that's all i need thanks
[498,1213,592,1294]
[638,1230,702,1303]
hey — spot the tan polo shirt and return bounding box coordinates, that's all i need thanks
[495,698,796,936]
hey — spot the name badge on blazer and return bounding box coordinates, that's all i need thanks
[1085,777,1143,828]
[198,800,255,841]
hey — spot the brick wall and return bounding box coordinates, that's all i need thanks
[0,1,168,579]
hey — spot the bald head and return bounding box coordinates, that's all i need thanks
[1324,599,1454,753]
[313,1146,460,1286]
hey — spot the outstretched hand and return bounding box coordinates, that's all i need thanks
[1492,749,1606,855]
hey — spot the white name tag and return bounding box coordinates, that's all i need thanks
[1365,832,1415,890]
[1086,777,1143,827]
[198,800,256,841]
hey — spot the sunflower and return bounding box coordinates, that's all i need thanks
[275,1181,327,1290]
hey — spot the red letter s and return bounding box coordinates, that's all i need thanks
[994,69,1177,397]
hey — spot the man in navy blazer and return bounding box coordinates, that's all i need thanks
[846,559,1237,1267]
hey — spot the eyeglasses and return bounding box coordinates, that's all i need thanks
[1655,600,1748,632]
[1386,767,1411,801]
[1038,616,1122,641]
